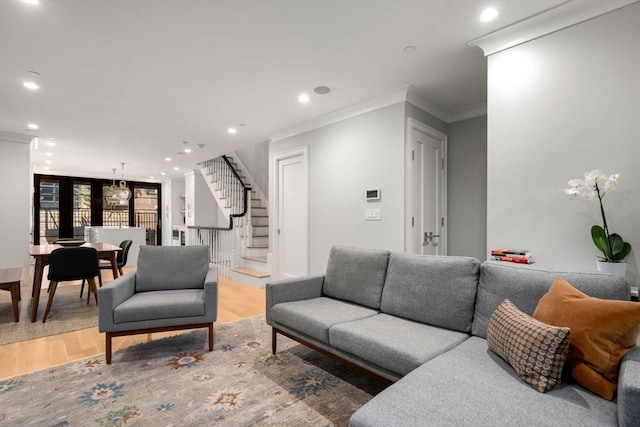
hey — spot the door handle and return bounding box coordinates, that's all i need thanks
[423,231,441,246]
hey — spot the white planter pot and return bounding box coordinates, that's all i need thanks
[596,260,627,276]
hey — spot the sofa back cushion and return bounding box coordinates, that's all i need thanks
[472,261,628,338]
[380,253,480,333]
[323,245,390,309]
[136,245,209,292]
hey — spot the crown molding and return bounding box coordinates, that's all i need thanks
[270,88,410,143]
[0,131,33,144]
[405,86,449,123]
[467,0,638,56]
[448,103,487,123]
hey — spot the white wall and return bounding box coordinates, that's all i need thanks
[487,4,640,286]
[161,177,185,245]
[235,140,269,199]
[0,136,31,281]
[185,170,224,228]
[447,115,487,261]
[270,103,406,274]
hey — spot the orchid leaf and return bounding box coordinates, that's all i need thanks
[591,225,612,259]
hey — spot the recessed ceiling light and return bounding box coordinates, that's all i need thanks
[44,159,52,164]
[313,86,331,95]
[184,148,192,153]
[27,123,39,130]
[46,141,55,147]
[173,167,179,171]
[160,172,167,176]
[23,80,39,90]
[228,127,237,135]
[45,152,53,156]
[298,94,310,104]
[23,71,40,90]
[21,0,40,5]
[165,157,172,162]
[150,176,155,180]
[480,7,499,22]
[43,166,50,170]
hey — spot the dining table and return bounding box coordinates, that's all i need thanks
[28,242,121,322]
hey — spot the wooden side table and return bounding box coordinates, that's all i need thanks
[0,268,23,322]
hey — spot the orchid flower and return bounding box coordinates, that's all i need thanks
[565,170,631,262]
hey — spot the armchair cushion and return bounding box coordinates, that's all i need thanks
[114,289,205,323]
[136,245,209,292]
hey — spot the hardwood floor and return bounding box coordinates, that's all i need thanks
[0,269,266,379]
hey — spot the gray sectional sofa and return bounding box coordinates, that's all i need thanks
[265,245,640,426]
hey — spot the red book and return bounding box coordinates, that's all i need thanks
[492,256,533,264]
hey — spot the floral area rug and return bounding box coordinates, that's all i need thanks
[0,315,387,426]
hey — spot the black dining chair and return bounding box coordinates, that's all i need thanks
[43,247,100,323]
[80,240,132,298]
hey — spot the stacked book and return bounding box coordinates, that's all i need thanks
[490,248,534,264]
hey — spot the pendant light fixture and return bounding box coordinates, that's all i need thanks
[107,163,132,206]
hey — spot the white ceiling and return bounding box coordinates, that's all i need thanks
[0,0,567,181]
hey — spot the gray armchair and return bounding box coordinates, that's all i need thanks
[98,245,217,364]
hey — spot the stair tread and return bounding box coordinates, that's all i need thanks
[231,267,270,278]
[252,225,268,228]
[242,255,267,263]
[247,244,269,249]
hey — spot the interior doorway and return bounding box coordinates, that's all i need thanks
[271,147,309,280]
[406,118,447,255]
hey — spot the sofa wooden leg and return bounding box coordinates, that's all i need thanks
[272,328,277,354]
[208,323,214,351]
[106,333,112,364]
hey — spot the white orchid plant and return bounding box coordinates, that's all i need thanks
[565,170,631,263]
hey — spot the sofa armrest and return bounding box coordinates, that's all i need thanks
[266,275,325,324]
[98,272,136,332]
[618,345,640,427]
[204,268,218,322]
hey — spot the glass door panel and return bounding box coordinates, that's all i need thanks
[39,180,60,244]
[103,184,129,227]
[73,182,91,239]
[134,187,158,245]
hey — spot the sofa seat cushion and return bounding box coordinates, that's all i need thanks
[349,337,617,427]
[270,297,378,344]
[114,289,205,324]
[330,313,469,377]
[380,253,479,333]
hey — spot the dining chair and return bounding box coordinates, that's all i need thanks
[43,247,100,323]
[80,239,132,298]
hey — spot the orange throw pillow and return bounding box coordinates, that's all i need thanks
[533,277,640,400]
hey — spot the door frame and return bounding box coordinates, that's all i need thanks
[270,146,309,280]
[404,118,448,254]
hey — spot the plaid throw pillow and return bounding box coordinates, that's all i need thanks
[487,299,571,393]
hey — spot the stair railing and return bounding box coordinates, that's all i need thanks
[189,155,251,276]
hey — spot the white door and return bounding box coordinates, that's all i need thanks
[273,148,309,279]
[406,119,447,255]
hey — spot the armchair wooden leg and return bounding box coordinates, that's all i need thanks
[208,323,214,351]
[106,333,112,364]
[42,281,59,323]
[272,328,277,354]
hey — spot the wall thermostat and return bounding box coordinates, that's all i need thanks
[365,188,381,201]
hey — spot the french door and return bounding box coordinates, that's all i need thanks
[34,174,162,245]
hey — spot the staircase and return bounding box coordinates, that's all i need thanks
[198,155,271,287]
